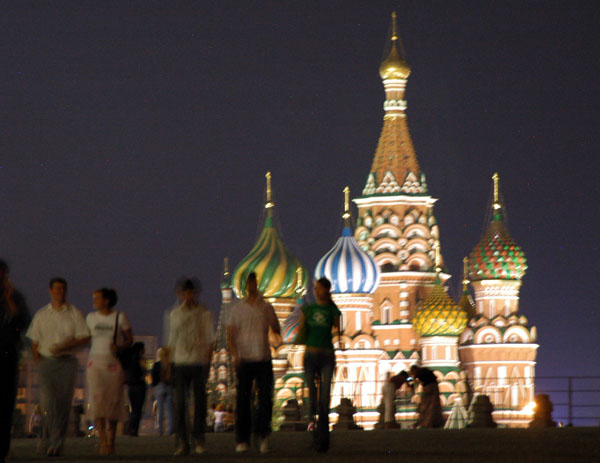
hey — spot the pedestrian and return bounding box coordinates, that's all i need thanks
[26,277,90,456]
[168,278,214,456]
[300,277,341,453]
[28,404,43,438]
[410,365,444,428]
[226,272,281,454]
[151,347,173,436]
[0,260,30,463]
[86,288,133,455]
[213,404,226,432]
[381,371,410,429]
[125,342,147,436]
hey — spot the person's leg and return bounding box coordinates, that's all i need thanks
[173,365,191,451]
[128,383,146,436]
[50,357,78,453]
[255,361,274,439]
[315,351,335,452]
[303,352,318,420]
[382,381,396,425]
[106,420,118,454]
[95,418,107,455]
[37,358,52,454]
[165,385,174,435]
[191,365,207,446]
[235,362,252,446]
[0,354,18,462]
[156,384,166,435]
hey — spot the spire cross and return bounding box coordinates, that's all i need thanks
[265,171,274,211]
[295,267,306,296]
[391,12,398,41]
[342,186,351,223]
[462,257,469,286]
[492,172,501,210]
[434,243,442,273]
[224,257,229,277]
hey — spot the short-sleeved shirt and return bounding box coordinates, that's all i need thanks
[302,302,341,350]
[168,302,215,366]
[227,298,278,362]
[86,310,131,356]
[26,303,89,358]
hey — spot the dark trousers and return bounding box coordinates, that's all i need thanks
[127,382,147,436]
[0,352,18,461]
[304,350,335,452]
[235,361,273,445]
[173,364,207,447]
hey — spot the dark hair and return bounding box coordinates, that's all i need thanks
[95,288,118,308]
[49,277,67,289]
[0,259,9,274]
[132,342,145,355]
[316,277,332,292]
[176,277,201,293]
[247,272,257,282]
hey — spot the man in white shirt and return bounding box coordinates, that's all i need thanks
[168,278,214,456]
[26,278,90,457]
[226,272,281,454]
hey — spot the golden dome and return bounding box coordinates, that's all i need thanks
[379,12,411,80]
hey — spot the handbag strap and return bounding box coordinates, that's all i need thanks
[113,311,120,346]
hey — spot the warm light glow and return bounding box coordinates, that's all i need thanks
[521,401,537,415]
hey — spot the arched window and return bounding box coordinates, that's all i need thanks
[383,305,391,324]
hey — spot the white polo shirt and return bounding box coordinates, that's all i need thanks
[227,298,278,362]
[26,303,90,358]
[168,302,215,366]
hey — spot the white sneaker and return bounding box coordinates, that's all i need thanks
[235,442,249,453]
[194,444,206,454]
[259,436,269,454]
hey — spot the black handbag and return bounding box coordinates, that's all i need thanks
[113,312,133,369]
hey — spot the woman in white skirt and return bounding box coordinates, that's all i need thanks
[86,288,132,455]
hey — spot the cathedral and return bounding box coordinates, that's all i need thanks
[208,13,538,429]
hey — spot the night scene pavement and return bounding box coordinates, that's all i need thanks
[8,428,600,463]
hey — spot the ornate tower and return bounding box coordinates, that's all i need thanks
[458,173,538,426]
[232,172,308,380]
[207,258,236,405]
[413,246,468,410]
[353,12,444,364]
[314,187,381,416]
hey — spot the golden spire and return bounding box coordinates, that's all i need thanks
[224,257,230,277]
[492,172,501,211]
[462,257,469,287]
[379,12,411,80]
[295,267,306,296]
[264,171,274,214]
[434,242,442,274]
[342,186,351,224]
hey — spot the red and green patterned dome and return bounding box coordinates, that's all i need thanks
[468,173,527,281]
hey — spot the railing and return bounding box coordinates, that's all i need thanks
[278,376,600,426]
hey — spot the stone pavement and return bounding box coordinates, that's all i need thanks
[8,428,600,463]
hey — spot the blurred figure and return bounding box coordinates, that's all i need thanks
[125,342,147,436]
[410,365,444,428]
[26,277,90,456]
[28,404,43,438]
[381,371,410,429]
[227,272,280,454]
[168,278,214,456]
[0,260,30,463]
[86,288,133,455]
[213,404,226,433]
[301,277,341,453]
[151,347,173,436]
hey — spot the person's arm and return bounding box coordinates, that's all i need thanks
[31,341,41,362]
[50,336,90,356]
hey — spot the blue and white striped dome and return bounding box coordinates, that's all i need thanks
[314,227,380,294]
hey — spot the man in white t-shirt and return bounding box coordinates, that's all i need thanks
[26,278,90,457]
[168,278,214,456]
[226,272,281,454]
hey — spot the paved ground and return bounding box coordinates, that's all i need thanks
[8,428,600,463]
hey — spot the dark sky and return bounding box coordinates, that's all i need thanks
[2,1,598,378]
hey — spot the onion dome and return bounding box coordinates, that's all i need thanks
[468,173,527,281]
[413,247,468,336]
[233,172,307,299]
[314,187,380,294]
[458,257,476,320]
[379,12,411,80]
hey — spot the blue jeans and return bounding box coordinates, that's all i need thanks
[154,382,173,435]
[303,350,335,452]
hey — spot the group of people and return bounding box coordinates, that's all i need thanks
[0,257,439,462]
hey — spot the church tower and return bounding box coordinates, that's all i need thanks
[458,173,538,426]
[353,12,444,366]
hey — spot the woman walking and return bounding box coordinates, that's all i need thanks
[301,277,341,453]
[151,347,173,436]
[86,288,132,455]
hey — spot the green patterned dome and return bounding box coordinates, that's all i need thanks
[232,172,307,299]
[468,174,527,281]
[413,279,468,337]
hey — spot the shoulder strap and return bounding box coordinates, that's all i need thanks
[113,311,120,345]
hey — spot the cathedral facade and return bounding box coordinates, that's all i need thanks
[209,13,538,429]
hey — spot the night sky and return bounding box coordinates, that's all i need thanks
[2,1,598,379]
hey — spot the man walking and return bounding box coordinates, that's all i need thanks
[0,260,30,463]
[168,278,214,456]
[227,272,281,454]
[26,278,90,456]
